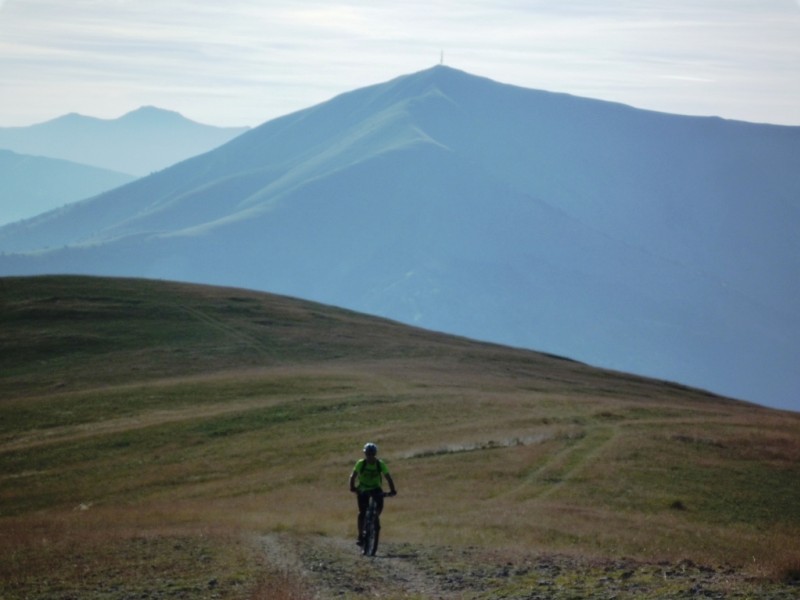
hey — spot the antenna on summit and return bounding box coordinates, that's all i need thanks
[440,50,444,65]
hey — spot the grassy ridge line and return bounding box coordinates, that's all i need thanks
[0,274,731,401]
[2,275,800,598]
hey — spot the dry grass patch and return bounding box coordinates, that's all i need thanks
[0,509,273,599]
[771,552,800,585]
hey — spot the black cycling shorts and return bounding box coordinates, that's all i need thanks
[357,489,384,515]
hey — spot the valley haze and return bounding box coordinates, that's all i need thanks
[0,150,135,226]
[0,66,798,413]
[0,107,248,225]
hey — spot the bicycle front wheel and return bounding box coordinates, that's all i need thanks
[363,499,380,556]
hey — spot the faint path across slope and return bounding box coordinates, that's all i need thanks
[178,303,277,359]
[506,425,618,501]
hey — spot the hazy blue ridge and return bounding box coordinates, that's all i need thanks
[1,66,798,412]
[0,149,136,226]
[0,106,249,176]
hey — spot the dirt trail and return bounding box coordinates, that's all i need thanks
[260,533,465,598]
[258,533,799,599]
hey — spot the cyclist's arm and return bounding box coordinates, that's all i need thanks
[385,473,397,495]
[349,470,358,493]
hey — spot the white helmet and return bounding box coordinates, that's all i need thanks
[363,442,378,455]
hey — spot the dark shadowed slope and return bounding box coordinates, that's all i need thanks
[0,66,798,411]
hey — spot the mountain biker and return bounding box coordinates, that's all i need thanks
[349,442,397,546]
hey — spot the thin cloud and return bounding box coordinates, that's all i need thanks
[0,0,798,126]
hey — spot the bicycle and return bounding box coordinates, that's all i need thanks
[361,491,393,556]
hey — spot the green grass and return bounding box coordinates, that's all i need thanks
[2,275,800,598]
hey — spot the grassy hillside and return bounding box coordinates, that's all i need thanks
[1,275,798,599]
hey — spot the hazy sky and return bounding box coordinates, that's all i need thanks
[1,0,799,127]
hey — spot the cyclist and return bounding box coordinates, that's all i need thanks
[349,442,397,546]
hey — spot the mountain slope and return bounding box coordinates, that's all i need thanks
[0,66,798,411]
[2,276,799,598]
[0,106,249,176]
[0,149,136,226]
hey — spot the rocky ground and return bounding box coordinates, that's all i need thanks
[258,533,799,599]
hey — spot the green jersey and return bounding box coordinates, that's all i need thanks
[353,458,389,492]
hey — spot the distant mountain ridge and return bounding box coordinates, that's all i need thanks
[0,66,798,411]
[0,149,135,226]
[0,106,249,176]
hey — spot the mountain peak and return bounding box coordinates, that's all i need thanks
[38,106,188,127]
[118,106,188,124]
[393,64,480,91]
[0,106,248,176]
